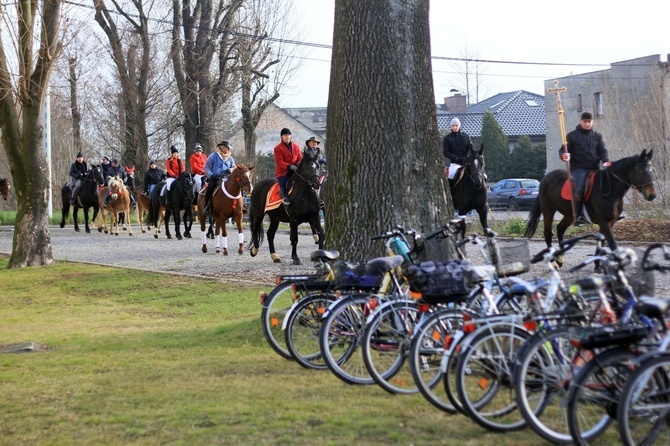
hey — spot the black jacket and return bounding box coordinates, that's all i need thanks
[69,160,87,180]
[442,130,474,164]
[105,164,126,184]
[559,125,610,170]
[143,168,165,192]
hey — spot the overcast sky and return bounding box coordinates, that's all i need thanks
[277,0,669,108]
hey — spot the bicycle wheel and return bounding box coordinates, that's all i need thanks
[319,293,376,385]
[261,280,329,359]
[617,352,670,446]
[514,324,582,444]
[284,292,336,369]
[362,299,421,394]
[455,323,531,432]
[409,308,463,413]
[566,347,640,446]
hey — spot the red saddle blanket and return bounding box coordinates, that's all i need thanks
[265,183,283,212]
[560,171,596,201]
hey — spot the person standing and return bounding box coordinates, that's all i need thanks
[274,128,302,205]
[442,117,473,180]
[164,145,185,207]
[68,152,87,206]
[559,111,611,226]
[189,143,207,193]
[203,141,236,215]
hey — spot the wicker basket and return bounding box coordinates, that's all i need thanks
[489,239,531,277]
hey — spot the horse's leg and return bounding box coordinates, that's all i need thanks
[73,207,80,232]
[599,223,618,250]
[207,217,215,239]
[200,207,208,253]
[235,215,244,255]
[126,205,134,236]
[267,219,280,263]
[221,222,229,256]
[162,211,172,239]
[554,215,573,267]
[174,208,182,240]
[82,206,90,233]
[478,205,488,231]
[215,223,222,254]
[290,221,301,265]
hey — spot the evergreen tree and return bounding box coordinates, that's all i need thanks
[508,136,547,180]
[480,110,510,181]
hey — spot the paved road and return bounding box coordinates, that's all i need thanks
[0,223,664,295]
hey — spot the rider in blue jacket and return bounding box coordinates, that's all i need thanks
[203,141,236,215]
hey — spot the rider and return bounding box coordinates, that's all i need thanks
[101,155,112,178]
[442,117,473,181]
[190,143,207,193]
[143,160,165,197]
[304,136,325,209]
[203,141,236,216]
[103,158,136,208]
[68,152,87,206]
[559,111,611,226]
[164,145,185,207]
[274,128,302,206]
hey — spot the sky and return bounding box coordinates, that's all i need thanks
[276,0,669,108]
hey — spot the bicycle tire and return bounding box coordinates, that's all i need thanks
[566,347,639,445]
[455,323,531,432]
[319,293,376,385]
[362,299,421,394]
[284,292,337,369]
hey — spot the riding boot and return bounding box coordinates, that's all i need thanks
[130,194,137,209]
[280,186,290,206]
[103,194,110,208]
[573,196,586,226]
[164,194,171,208]
[69,194,77,206]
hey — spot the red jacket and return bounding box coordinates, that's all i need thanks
[274,141,303,177]
[189,152,207,175]
[166,157,185,178]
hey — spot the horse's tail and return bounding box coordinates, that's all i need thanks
[524,196,542,238]
[148,188,159,227]
[247,207,265,251]
[60,185,71,226]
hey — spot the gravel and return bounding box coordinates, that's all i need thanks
[0,224,666,295]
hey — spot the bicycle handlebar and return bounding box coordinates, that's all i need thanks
[641,243,670,272]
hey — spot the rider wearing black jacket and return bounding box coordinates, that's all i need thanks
[143,161,165,196]
[69,152,87,205]
[442,117,473,179]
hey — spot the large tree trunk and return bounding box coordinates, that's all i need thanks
[324,0,453,262]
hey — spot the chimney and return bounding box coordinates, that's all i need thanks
[444,94,467,113]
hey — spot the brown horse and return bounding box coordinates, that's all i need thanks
[0,178,10,201]
[524,149,656,261]
[198,165,254,255]
[96,176,135,236]
[137,189,163,234]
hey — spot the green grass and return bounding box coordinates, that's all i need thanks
[0,257,568,445]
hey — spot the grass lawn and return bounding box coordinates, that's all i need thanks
[0,257,602,445]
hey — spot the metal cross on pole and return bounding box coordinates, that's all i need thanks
[547,80,576,221]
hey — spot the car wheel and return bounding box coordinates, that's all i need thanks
[508,197,519,211]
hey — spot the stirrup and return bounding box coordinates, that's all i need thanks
[281,198,290,206]
[574,216,587,227]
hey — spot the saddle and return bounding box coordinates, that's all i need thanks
[560,171,597,201]
[265,182,296,212]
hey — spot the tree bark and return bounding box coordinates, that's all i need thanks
[68,57,82,154]
[0,0,63,267]
[324,0,453,262]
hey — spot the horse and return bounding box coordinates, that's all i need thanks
[96,175,135,236]
[137,189,163,234]
[198,165,254,255]
[148,172,195,240]
[0,177,11,201]
[117,166,136,231]
[248,147,324,265]
[449,145,488,238]
[60,166,105,233]
[524,149,656,261]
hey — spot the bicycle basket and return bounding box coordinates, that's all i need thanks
[413,234,455,263]
[333,261,382,289]
[606,247,656,298]
[403,259,471,303]
[568,324,649,350]
[490,239,530,277]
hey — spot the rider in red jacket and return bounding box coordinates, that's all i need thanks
[165,146,185,207]
[274,128,302,205]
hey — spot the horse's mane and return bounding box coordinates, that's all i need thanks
[611,153,644,170]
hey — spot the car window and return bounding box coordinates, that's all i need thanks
[490,182,503,192]
[520,180,539,188]
[504,181,516,189]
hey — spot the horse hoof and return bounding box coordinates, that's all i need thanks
[75,228,80,233]
[273,258,281,264]
[123,227,127,231]
[98,228,103,233]
[238,249,243,255]
[115,233,119,236]
[154,234,158,239]
[60,222,65,229]
[141,230,146,233]
[129,233,133,237]
[176,235,182,240]
[223,250,229,256]
[167,236,172,240]
[216,248,221,254]
[250,248,258,257]
[293,259,302,265]
[202,246,207,253]
[85,229,91,233]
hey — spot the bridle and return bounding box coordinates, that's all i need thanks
[466,153,486,190]
[605,160,654,193]
[293,158,321,191]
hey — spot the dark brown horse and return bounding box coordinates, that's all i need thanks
[449,145,488,238]
[248,147,324,265]
[60,166,104,233]
[524,149,656,259]
[198,165,254,255]
[0,177,11,201]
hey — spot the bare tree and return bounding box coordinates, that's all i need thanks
[171,0,244,163]
[93,0,153,173]
[0,0,64,267]
[447,43,492,105]
[236,0,299,165]
[324,0,452,262]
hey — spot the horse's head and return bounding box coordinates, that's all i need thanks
[108,176,122,200]
[230,165,254,195]
[0,178,10,201]
[89,166,105,186]
[298,148,322,190]
[631,149,656,201]
[464,145,486,190]
[178,172,195,200]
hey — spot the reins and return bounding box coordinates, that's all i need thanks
[601,160,653,195]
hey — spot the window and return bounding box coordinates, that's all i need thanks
[577,94,582,112]
[523,99,539,107]
[594,92,603,117]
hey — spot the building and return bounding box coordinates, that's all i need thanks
[437,90,546,151]
[544,54,670,175]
